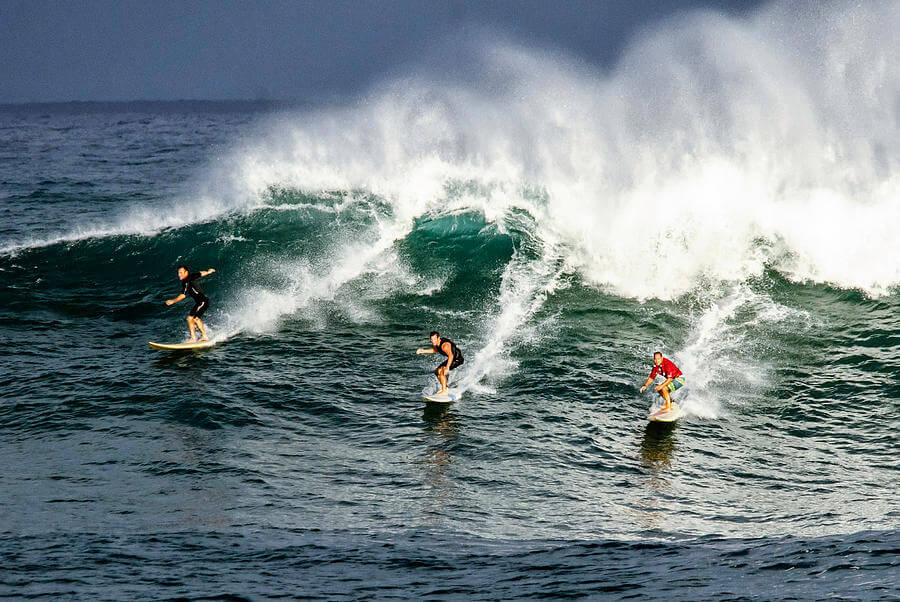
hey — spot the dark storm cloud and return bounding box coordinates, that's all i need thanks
[0,0,764,103]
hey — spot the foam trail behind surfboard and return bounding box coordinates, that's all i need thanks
[674,284,813,418]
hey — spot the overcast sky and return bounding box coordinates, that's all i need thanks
[0,0,764,104]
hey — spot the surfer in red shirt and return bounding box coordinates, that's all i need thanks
[639,352,685,412]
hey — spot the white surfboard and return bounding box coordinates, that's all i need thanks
[423,390,460,403]
[148,340,215,351]
[647,404,684,422]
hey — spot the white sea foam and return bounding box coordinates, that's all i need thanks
[215,220,422,338]
[11,2,896,296]
[199,0,897,391]
[671,284,814,418]
[203,1,893,388]
[9,2,894,393]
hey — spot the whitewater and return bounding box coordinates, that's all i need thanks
[64,0,900,410]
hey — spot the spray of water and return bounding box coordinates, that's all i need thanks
[9,1,896,400]
[209,2,892,393]
[673,284,814,418]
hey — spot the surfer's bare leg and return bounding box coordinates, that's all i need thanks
[195,318,209,341]
[658,385,672,409]
[186,317,197,342]
[435,366,449,394]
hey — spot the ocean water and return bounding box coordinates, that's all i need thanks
[1,2,898,599]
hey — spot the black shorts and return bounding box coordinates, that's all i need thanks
[189,297,210,318]
[435,356,464,373]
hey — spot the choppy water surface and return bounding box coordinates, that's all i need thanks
[1,3,898,598]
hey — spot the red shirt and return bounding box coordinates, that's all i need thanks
[650,358,682,380]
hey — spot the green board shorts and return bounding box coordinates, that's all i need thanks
[666,377,685,393]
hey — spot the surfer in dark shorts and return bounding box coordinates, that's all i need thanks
[416,331,464,396]
[166,266,216,342]
[639,352,685,412]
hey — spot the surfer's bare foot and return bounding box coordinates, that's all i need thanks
[199,337,209,342]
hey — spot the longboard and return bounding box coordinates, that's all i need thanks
[148,340,215,351]
[647,404,684,422]
[423,391,460,403]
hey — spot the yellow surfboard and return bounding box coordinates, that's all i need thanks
[148,340,215,351]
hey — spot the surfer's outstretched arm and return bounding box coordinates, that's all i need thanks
[198,268,216,277]
[166,293,186,306]
[416,347,436,354]
[639,375,654,393]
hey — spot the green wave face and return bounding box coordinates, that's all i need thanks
[0,186,524,327]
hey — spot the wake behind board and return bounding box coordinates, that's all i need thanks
[423,390,460,403]
[148,340,215,351]
[647,404,684,422]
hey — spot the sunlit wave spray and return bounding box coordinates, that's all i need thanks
[18,1,892,406]
[215,0,896,403]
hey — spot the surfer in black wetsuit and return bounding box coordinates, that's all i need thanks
[166,265,216,342]
[416,331,464,395]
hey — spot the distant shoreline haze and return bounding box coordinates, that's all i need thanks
[0,99,312,114]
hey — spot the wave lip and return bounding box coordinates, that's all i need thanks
[199,1,898,300]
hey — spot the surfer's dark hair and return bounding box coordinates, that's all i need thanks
[429,331,439,338]
[177,265,189,272]
[654,351,663,357]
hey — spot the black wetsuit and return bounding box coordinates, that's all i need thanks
[434,337,464,374]
[181,272,210,318]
